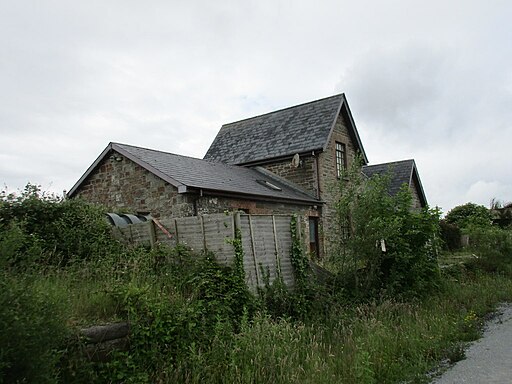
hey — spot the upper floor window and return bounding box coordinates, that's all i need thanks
[335,142,346,178]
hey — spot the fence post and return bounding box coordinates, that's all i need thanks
[147,220,157,248]
[174,218,180,244]
[201,215,207,252]
[272,215,282,278]
[234,211,241,232]
[248,214,261,286]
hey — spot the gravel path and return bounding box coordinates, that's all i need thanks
[432,304,512,383]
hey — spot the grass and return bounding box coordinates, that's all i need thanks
[5,187,511,383]
[160,272,512,384]
[34,260,511,383]
[3,244,512,383]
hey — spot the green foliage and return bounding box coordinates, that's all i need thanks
[439,219,462,251]
[0,273,69,384]
[329,159,441,299]
[3,184,512,383]
[465,225,512,275]
[290,215,309,286]
[98,249,254,382]
[0,184,117,269]
[445,202,492,230]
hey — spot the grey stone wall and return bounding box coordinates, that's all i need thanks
[74,152,194,218]
[317,113,359,255]
[261,155,318,198]
[410,179,423,210]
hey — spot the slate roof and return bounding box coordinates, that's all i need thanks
[362,159,427,206]
[68,143,320,204]
[204,93,367,165]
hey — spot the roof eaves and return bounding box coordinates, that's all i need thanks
[199,188,321,205]
[410,160,428,207]
[234,149,323,167]
[323,93,345,153]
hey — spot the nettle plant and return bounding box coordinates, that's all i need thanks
[329,158,441,299]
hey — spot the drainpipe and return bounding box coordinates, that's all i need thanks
[313,151,321,199]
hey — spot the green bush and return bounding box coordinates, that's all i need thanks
[0,274,68,383]
[466,225,512,275]
[328,159,441,299]
[96,248,255,383]
[0,184,118,269]
[445,202,492,230]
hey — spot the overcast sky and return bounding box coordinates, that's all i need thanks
[1,0,511,213]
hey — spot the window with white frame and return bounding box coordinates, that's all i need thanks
[335,142,346,178]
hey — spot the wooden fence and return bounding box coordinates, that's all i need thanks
[112,213,298,289]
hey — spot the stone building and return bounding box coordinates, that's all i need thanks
[67,142,320,219]
[68,93,428,258]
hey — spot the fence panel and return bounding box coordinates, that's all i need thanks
[174,216,204,253]
[249,215,279,284]
[153,218,177,247]
[202,213,235,265]
[273,215,295,287]
[111,213,296,289]
[238,214,260,289]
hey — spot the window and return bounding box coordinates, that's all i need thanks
[335,142,346,178]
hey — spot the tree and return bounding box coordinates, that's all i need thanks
[445,202,492,230]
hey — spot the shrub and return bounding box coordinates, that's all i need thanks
[0,184,118,269]
[0,273,68,383]
[466,225,512,275]
[328,159,441,299]
[445,202,492,230]
[98,248,255,382]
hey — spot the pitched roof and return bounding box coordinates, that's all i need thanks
[204,93,368,165]
[362,159,427,207]
[68,143,320,204]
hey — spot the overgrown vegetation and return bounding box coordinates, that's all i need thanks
[328,158,442,299]
[1,183,511,383]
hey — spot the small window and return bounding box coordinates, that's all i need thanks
[335,142,346,178]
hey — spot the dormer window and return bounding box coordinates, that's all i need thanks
[336,142,346,178]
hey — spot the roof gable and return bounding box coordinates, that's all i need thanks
[204,93,367,165]
[362,159,427,207]
[68,143,320,204]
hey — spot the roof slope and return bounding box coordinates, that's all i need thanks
[362,159,427,206]
[68,143,319,204]
[204,93,367,165]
